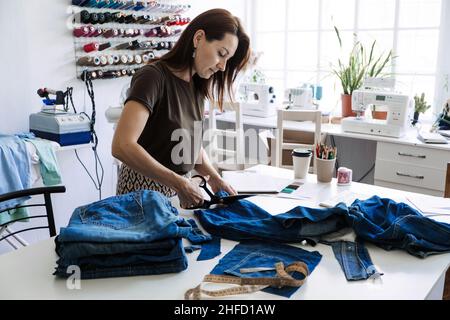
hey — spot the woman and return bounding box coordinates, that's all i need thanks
[112,9,251,209]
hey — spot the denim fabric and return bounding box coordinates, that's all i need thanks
[348,196,450,258]
[325,240,383,281]
[195,194,450,281]
[197,236,221,261]
[210,240,322,298]
[186,218,212,244]
[184,245,202,253]
[58,190,191,243]
[55,237,179,265]
[0,134,31,224]
[55,190,191,279]
[54,250,187,279]
[195,199,349,244]
[54,238,187,279]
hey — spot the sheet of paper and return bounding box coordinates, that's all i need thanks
[406,194,450,217]
[319,190,376,208]
[221,170,293,193]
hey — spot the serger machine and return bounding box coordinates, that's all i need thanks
[238,83,277,117]
[341,89,414,138]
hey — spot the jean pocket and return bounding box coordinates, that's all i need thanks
[79,192,144,230]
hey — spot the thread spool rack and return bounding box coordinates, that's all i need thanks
[69,0,191,80]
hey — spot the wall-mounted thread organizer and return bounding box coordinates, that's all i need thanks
[70,0,191,80]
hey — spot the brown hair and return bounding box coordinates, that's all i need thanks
[154,8,250,110]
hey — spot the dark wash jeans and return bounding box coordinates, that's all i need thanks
[55,190,191,279]
[195,195,450,280]
[210,240,322,298]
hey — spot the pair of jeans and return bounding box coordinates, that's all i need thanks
[54,238,187,279]
[58,190,191,243]
[195,197,349,245]
[209,240,322,298]
[347,196,450,258]
[55,190,191,279]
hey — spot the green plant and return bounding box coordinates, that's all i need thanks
[414,93,431,114]
[332,27,395,95]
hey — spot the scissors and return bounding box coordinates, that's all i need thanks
[188,175,254,209]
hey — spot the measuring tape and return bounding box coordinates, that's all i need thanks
[185,261,309,300]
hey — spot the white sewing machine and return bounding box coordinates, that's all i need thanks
[341,89,414,138]
[238,83,277,117]
[285,87,314,110]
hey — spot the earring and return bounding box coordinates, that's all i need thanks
[192,48,196,59]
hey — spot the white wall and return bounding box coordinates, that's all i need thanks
[0,0,248,254]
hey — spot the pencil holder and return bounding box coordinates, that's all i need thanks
[316,158,336,183]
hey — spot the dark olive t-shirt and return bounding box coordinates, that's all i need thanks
[125,61,204,174]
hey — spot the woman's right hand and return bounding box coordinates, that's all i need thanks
[176,177,205,209]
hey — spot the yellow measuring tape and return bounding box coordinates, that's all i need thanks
[185,261,309,300]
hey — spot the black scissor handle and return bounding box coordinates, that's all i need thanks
[191,175,215,198]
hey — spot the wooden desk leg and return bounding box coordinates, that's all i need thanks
[444,268,450,300]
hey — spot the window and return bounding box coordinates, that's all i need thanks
[250,0,448,118]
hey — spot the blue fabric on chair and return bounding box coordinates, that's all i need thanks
[0,134,31,224]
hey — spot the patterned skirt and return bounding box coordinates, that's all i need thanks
[116,164,179,197]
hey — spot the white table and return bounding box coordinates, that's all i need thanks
[0,165,449,300]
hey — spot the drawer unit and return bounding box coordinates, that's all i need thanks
[374,159,445,191]
[376,142,449,169]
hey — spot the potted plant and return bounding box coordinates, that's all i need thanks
[332,27,395,118]
[412,93,431,125]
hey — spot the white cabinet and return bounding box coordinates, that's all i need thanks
[374,142,449,196]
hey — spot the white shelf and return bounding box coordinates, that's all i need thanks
[55,143,92,152]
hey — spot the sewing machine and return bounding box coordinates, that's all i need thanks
[238,83,277,117]
[341,89,413,138]
[285,87,315,110]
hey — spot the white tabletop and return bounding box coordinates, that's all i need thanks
[0,165,449,300]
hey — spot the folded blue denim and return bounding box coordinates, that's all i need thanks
[58,190,190,243]
[55,238,181,268]
[209,240,322,298]
[55,190,191,279]
[54,238,187,279]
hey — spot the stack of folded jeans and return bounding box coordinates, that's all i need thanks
[54,190,193,279]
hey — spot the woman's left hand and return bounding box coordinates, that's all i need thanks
[208,176,237,196]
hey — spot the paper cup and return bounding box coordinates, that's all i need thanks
[292,149,312,179]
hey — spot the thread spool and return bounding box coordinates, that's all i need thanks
[98,42,111,51]
[77,56,101,66]
[337,167,352,185]
[73,26,89,37]
[134,54,142,64]
[103,28,118,38]
[83,42,99,53]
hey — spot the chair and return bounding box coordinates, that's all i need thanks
[443,162,450,300]
[206,101,246,171]
[0,186,66,248]
[275,109,322,171]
